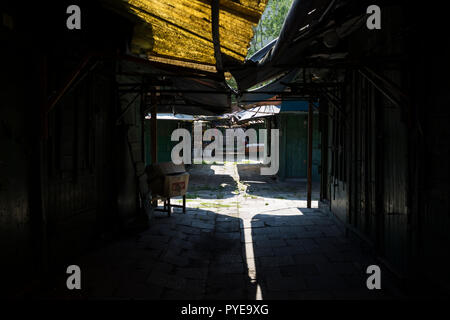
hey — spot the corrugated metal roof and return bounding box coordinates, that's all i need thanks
[234,105,280,122]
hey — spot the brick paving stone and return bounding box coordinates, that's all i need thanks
[151,261,174,273]
[140,247,164,259]
[84,272,118,299]
[209,262,245,275]
[123,268,153,285]
[216,216,235,222]
[312,261,336,275]
[175,267,209,280]
[280,264,319,277]
[273,245,307,256]
[341,274,367,289]
[241,233,268,243]
[285,239,304,247]
[34,163,401,300]
[137,239,168,250]
[325,251,358,263]
[207,274,247,289]
[293,253,328,264]
[280,230,307,240]
[216,221,240,232]
[320,226,344,236]
[161,252,190,267]
[258,255,295,268]
[214,232,241,240]
[167,238,195,250]
[191,220,215,230]
[267,233,283,240]
[299,238,322,252]
[180,249,210,261]
[244,244,273,258]
[216,243,242,255]
[248,220,265,228]
[155,227,182,237]
[186,234,202,243]
[176,225,201,235]
[164,275,188,291]
[214,253,244,264]
[305,274,348,290]
[257,266,283,279]
[146,270,170,287]
[135,257,158,271]
[254,239,287,248]
[296,230,326,238]
[331,262,359,275]
[189,258,211,268]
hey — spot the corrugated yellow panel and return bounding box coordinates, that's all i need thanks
[119,0,268,69]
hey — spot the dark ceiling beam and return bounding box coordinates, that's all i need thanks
[119,54,222,81]
[211,0,224,75]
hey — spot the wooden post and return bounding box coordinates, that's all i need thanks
[39,54,49,272]
[150,93,157,164]
[167,197,171,217]
[307,100,313,208]
[150,93,158,208]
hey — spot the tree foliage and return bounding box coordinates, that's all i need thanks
[247,0,294,58]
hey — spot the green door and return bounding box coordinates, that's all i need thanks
[285,115,308,178]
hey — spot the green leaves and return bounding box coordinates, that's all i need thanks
[247,0,294,59]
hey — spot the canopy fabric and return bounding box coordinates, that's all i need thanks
[233,105,280,122]
[110,0,269,71]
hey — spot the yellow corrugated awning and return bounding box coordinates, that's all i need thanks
[108,0,268,71]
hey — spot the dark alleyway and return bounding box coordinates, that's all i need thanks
[3,0,450,302]
[35,164,400,300]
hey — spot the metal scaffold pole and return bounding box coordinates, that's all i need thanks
[307,100,313,208]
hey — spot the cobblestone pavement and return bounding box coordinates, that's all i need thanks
[37,163,401,299]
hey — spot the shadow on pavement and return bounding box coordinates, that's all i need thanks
[187,164,239,200]
[236,164,320,200]
[248,211,397,300]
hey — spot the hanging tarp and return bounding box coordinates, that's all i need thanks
[107,0,269,71]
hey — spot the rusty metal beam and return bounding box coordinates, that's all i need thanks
[307,100,314,208]
[358,68,402,108]
[46,54,93,113]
